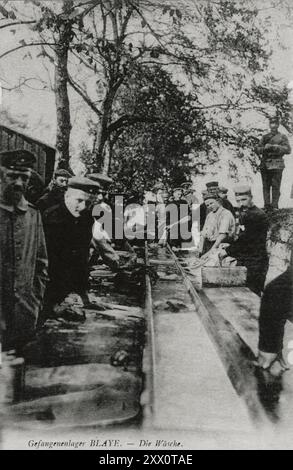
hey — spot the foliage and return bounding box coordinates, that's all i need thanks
[0,0,292,182]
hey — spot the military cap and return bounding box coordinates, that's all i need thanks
[0,149,36,171]
[202,189,219,201]
[206,181,219,189]
[55,168,72,178]
[218,186,228,194]
[234,184,252,196]
[67,176,102,193]
[87,173,113,186]
[173,187,183,192]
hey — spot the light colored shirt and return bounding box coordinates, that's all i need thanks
[202,206,235,242]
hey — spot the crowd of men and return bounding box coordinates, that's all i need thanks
[0,118,292,376]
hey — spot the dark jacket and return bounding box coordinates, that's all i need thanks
[226,206,268,260]
[43,202,93,304]
[37,187,65,213]
[256,132,291,170]
[0,198,48,350]
[226,205,269,295]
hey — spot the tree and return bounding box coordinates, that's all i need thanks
[0,0,101,169]
[81,65,208,192]
[0,0,292,179]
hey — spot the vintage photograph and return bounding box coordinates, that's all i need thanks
[0,0,293,452]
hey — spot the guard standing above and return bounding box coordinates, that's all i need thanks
[256,116,291,209]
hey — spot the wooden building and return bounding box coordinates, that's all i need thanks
[0,124,56,184]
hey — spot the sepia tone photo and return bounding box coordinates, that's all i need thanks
[0,0,293,452]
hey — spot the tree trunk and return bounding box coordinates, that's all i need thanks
[94,87,117,174]
[54,1,73,170]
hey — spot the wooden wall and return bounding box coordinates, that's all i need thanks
[0,125,55,184]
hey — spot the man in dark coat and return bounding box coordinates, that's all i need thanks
[42,176,100,315]
[0,150,48,352]
[37,168,72,213]
[220,185,269,296]
[256,116,291,209]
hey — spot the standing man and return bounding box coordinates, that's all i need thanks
[0,150,48,352]
[220,185,269,296]
[37,168,72,213]
[256,116,291,209]
[42,176,100,318]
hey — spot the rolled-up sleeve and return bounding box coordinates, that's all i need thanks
[218,211,235,236]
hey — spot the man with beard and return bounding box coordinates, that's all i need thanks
[0,150,48,352]
[37,168,72,213]
[219,185,269,296]
[42,176,101,321]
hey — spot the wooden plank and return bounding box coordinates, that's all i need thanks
[202,267,247,287]
[154,312,253,432]
[203,287,260,355]
[3,387,140,429]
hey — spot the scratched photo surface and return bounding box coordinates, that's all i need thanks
[0,0,293,451]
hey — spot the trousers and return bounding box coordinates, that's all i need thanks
[259,269,293,354]
[261,169,283,209]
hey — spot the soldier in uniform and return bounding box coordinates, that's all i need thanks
[42,176,100,318]
[0,150,48,352]
[256,116,291,209]
[220,185,269,296]
[37,168,72,213]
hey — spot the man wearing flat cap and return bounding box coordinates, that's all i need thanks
[256,116,291,209]
[42,176,101,319]
[199,190,236,256]
[37,168,72,213]
[0,150,48,352]
[220,185,269,296]
[199,181,219,230]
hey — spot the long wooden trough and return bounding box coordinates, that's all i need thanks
[143,244,293,446]
[1,244,293,449]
